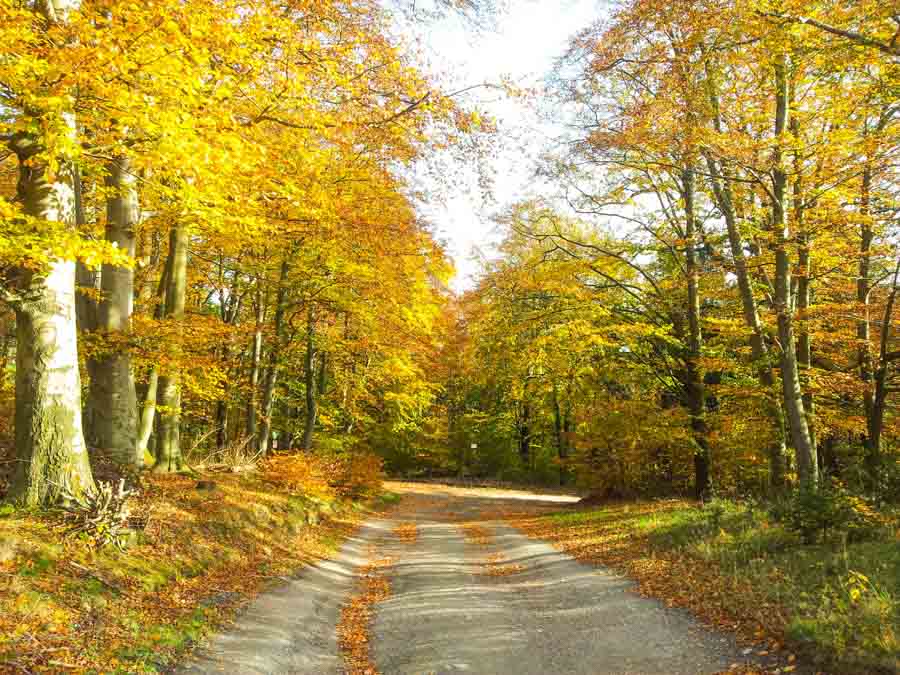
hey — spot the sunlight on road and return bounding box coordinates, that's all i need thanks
[384,481,583,504]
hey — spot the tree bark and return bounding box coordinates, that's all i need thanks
[518,401,531,468]
[703,62,788,489]
[868,259,900,476]
[706,155,788,488]
[302,306,318,451]
[135,240,172,460]
[772,54,817,486]
[791,114,816,461]
[153,223,188,472]
[681,166,712,500]
[259,259,289,454]
[72,165,103,446]
[7,138,95,504]
[246,283,264,444]
[88,157,140,466]
[552,381,570,486]
[857,164,879,475]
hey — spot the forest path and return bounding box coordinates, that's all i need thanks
[371,482,747,675]
[180,482,753,675]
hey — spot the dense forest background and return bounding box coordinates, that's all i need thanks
[1,2,899,671]
[0,0,897,505]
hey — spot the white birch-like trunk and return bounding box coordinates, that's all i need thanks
[8,117,95,504]
[7,0,92,505]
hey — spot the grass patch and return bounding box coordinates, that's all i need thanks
[516,499,899,674]
[376,490,402,506]
[0,470,379,673]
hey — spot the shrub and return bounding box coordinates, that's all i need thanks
[789,570,897,664]
[781,479,884,544]
[323,451,383,497]
[261,450,383,499]
[261,453,334,499]
[874,458,900,505]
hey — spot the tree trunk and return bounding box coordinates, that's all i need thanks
[88,157,140,466]
[7,135,95,504]
[682,167,712,500]
[518,401,531,467]
[792,114,816,460]
[73,166,103,448]
[704,64,788,490]
[135,369,158,461]
[153,223,188,473]
[302,306,318,451]
[858,165,878,474]
[215,400,228,453]
[552,381,569,486]
[868,259,900,476]
[135,241,172,460]
[772,54,817,486]
[246,284,264,444]
[259,259,289,455]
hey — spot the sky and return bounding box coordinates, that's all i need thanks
[398,0,602,291]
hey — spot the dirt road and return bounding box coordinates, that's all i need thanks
[181,482,756,674]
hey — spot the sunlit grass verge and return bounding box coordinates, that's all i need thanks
[517,499,898,674]
[0,470,385,673]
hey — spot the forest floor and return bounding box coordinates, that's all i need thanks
[179,482,788,675]
[0,468,388,674]
[5,480,893,674]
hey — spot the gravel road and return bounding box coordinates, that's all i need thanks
[181,482,759,675]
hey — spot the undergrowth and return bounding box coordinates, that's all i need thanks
[0,456,384,673]
[521,496,899,674]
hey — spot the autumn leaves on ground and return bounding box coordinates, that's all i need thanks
[0,453,385,672]
[1,0,899,673]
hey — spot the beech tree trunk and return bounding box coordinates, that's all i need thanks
[868,259,900,475]
[246,284,264,444]
[73,166,103,447]
[88,157,140,466]
[792,114,817,462]
[706,155,788,488]
[135,241,172,460]
[154,224,188,472]
[773,54,817,486]
[681,167,712,500]
[704,65,788,489]
[518,401,531,467]
[135,370,158,460]
[7,135,95,504]
[259,259,289,454]
[552,381,570,486]
[302,306,318,451]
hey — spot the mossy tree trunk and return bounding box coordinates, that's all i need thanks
[6,138,95,505]
[88,157,140,466]
[154,223,188,473]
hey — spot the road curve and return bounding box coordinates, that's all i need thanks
[180,482,758,675]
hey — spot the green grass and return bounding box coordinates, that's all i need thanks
[552,499,899,672]
[376,490,402,506]
[113,608,212,672]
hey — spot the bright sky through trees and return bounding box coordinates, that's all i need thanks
[398,0,599,290]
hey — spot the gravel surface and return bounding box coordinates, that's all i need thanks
[178,519,390,675]
[373,485,748,675]
[179,483,758,675]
